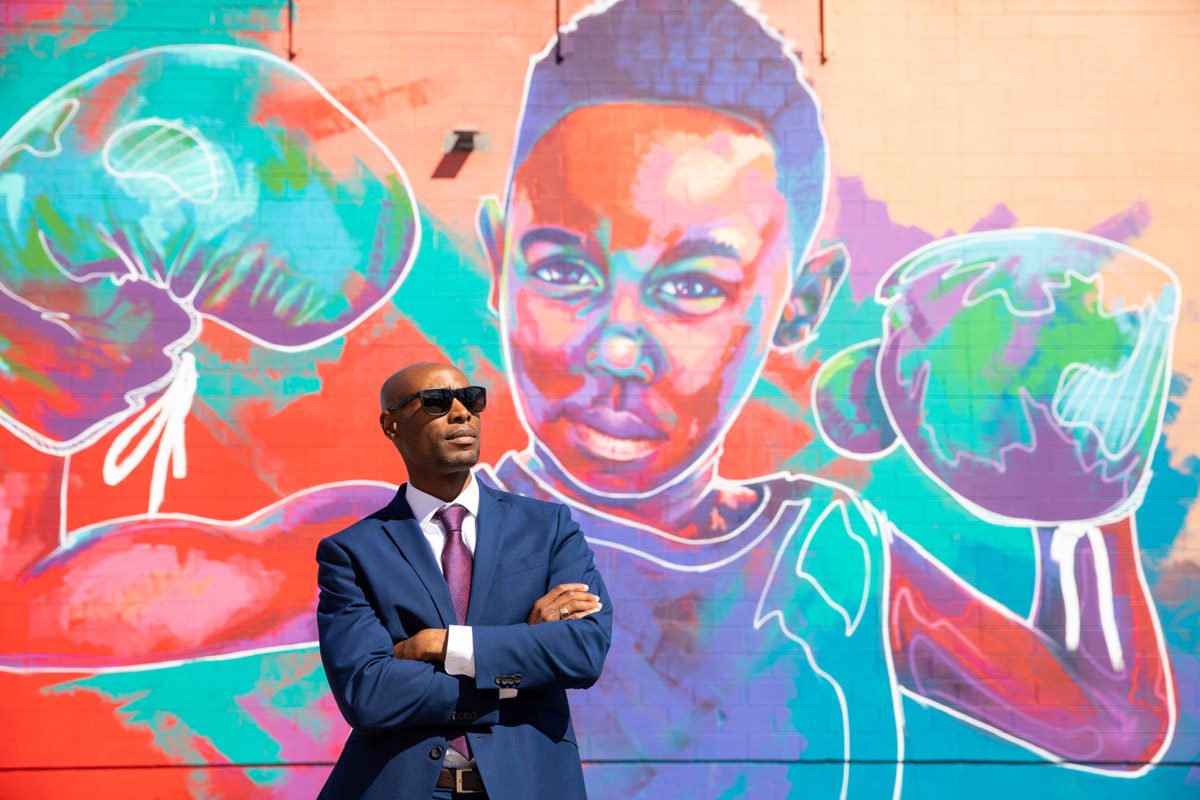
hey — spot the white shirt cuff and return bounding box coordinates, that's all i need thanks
[444,625,517,698]
[444,625,475,677]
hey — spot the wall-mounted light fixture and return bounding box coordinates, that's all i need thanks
[433,129,489,179]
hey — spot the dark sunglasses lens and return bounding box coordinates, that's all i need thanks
[419,389,454,415]
[462,386,487,413]
[416,387,485,415]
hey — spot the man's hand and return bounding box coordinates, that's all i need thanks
[392,628,447,662]
[527,583,602,625]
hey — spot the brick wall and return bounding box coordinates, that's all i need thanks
[1,1,1197,797]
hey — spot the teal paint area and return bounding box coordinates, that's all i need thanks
[1,1,290,135]
[393,208,505,373]
[47,648,340,787]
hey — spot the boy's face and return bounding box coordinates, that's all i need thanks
[496,103,794,494]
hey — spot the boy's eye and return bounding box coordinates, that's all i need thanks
[653,273,731,315]
[532,260,598,288]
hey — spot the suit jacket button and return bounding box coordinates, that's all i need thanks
[429,746,444,760]
[512,675,521,686]
[463,711,478,722]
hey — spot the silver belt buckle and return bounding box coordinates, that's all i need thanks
[455,769,482,794]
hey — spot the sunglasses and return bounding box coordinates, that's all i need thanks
[391,386,487,416]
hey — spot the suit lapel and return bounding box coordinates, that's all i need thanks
[467,482,507,625]
[380,486,456,627]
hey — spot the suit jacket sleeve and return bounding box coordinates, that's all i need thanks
[316,536,497,732]
[472,503,613,691]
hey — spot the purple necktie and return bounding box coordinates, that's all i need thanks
[436,504,472,625]
[435,503,472,759]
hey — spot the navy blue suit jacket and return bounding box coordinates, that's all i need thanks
[316,481,612,800]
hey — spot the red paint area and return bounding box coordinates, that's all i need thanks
[722,353,822,479]
[255,73,435,139]
[888,517,1175,765]
[0,672,192,797]
[71,66,142,151]
[1,496,363,664]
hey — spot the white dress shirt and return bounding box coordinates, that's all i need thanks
[405,476,515,768]
[405,477,480,682]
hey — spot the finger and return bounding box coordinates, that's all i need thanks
[536,600,572,623]
[566,601,603,620]
[569,606,602,620]
[538,586,589,611]
[542,601,572,623]
[561,594,601,610]
[553,590,599,606]
[545,583,588,603]
[555,598,602,620]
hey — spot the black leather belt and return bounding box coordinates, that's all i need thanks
[436,767,486,794]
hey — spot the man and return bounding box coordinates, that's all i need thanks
[315,362,612,800]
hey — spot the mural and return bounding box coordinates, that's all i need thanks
[1,0,1196,798]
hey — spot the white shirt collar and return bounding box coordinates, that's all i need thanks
[405,473,480,524]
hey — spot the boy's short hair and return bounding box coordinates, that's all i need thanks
[508,0,829,251]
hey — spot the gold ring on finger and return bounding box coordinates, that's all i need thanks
[559,606,570,620]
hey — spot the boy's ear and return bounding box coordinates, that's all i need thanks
[811,339,898,460]
[773,243,849,351]
[476,195,506,316]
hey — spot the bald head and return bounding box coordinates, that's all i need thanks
[380,362,469,411]
[379,362,481,499]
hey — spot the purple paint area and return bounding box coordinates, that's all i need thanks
[1089,201,1151,245]
[831,176,1149,306]
[831,177,1021,304]
[0,271,195,448]
[832,177,936,303]
[0,45,419,451]
[812,343,896,456]
[880,335,1141,523]
[999,313,1044,369]
[967,204,1019,233]
[883,265,966,344]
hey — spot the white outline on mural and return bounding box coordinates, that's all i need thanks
[101,117,223,205]
[809,227,1180,777]
[0,98,81,168]
[489,0,834,506]
[101,352,198,515]
[752,490,904,800]
[0,43,423,514]
[1049,523,1124,671]
[790,499,872,637]
[0,478,398,675]
[889,517,1176,778]
[869,228,1180,529]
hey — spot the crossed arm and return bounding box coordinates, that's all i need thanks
[393,583,604,663]
[316,508,612,733]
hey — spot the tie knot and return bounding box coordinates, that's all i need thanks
[436,503,468,534]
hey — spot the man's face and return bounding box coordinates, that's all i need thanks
[382,364,481,483]
[496,103,794,494]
